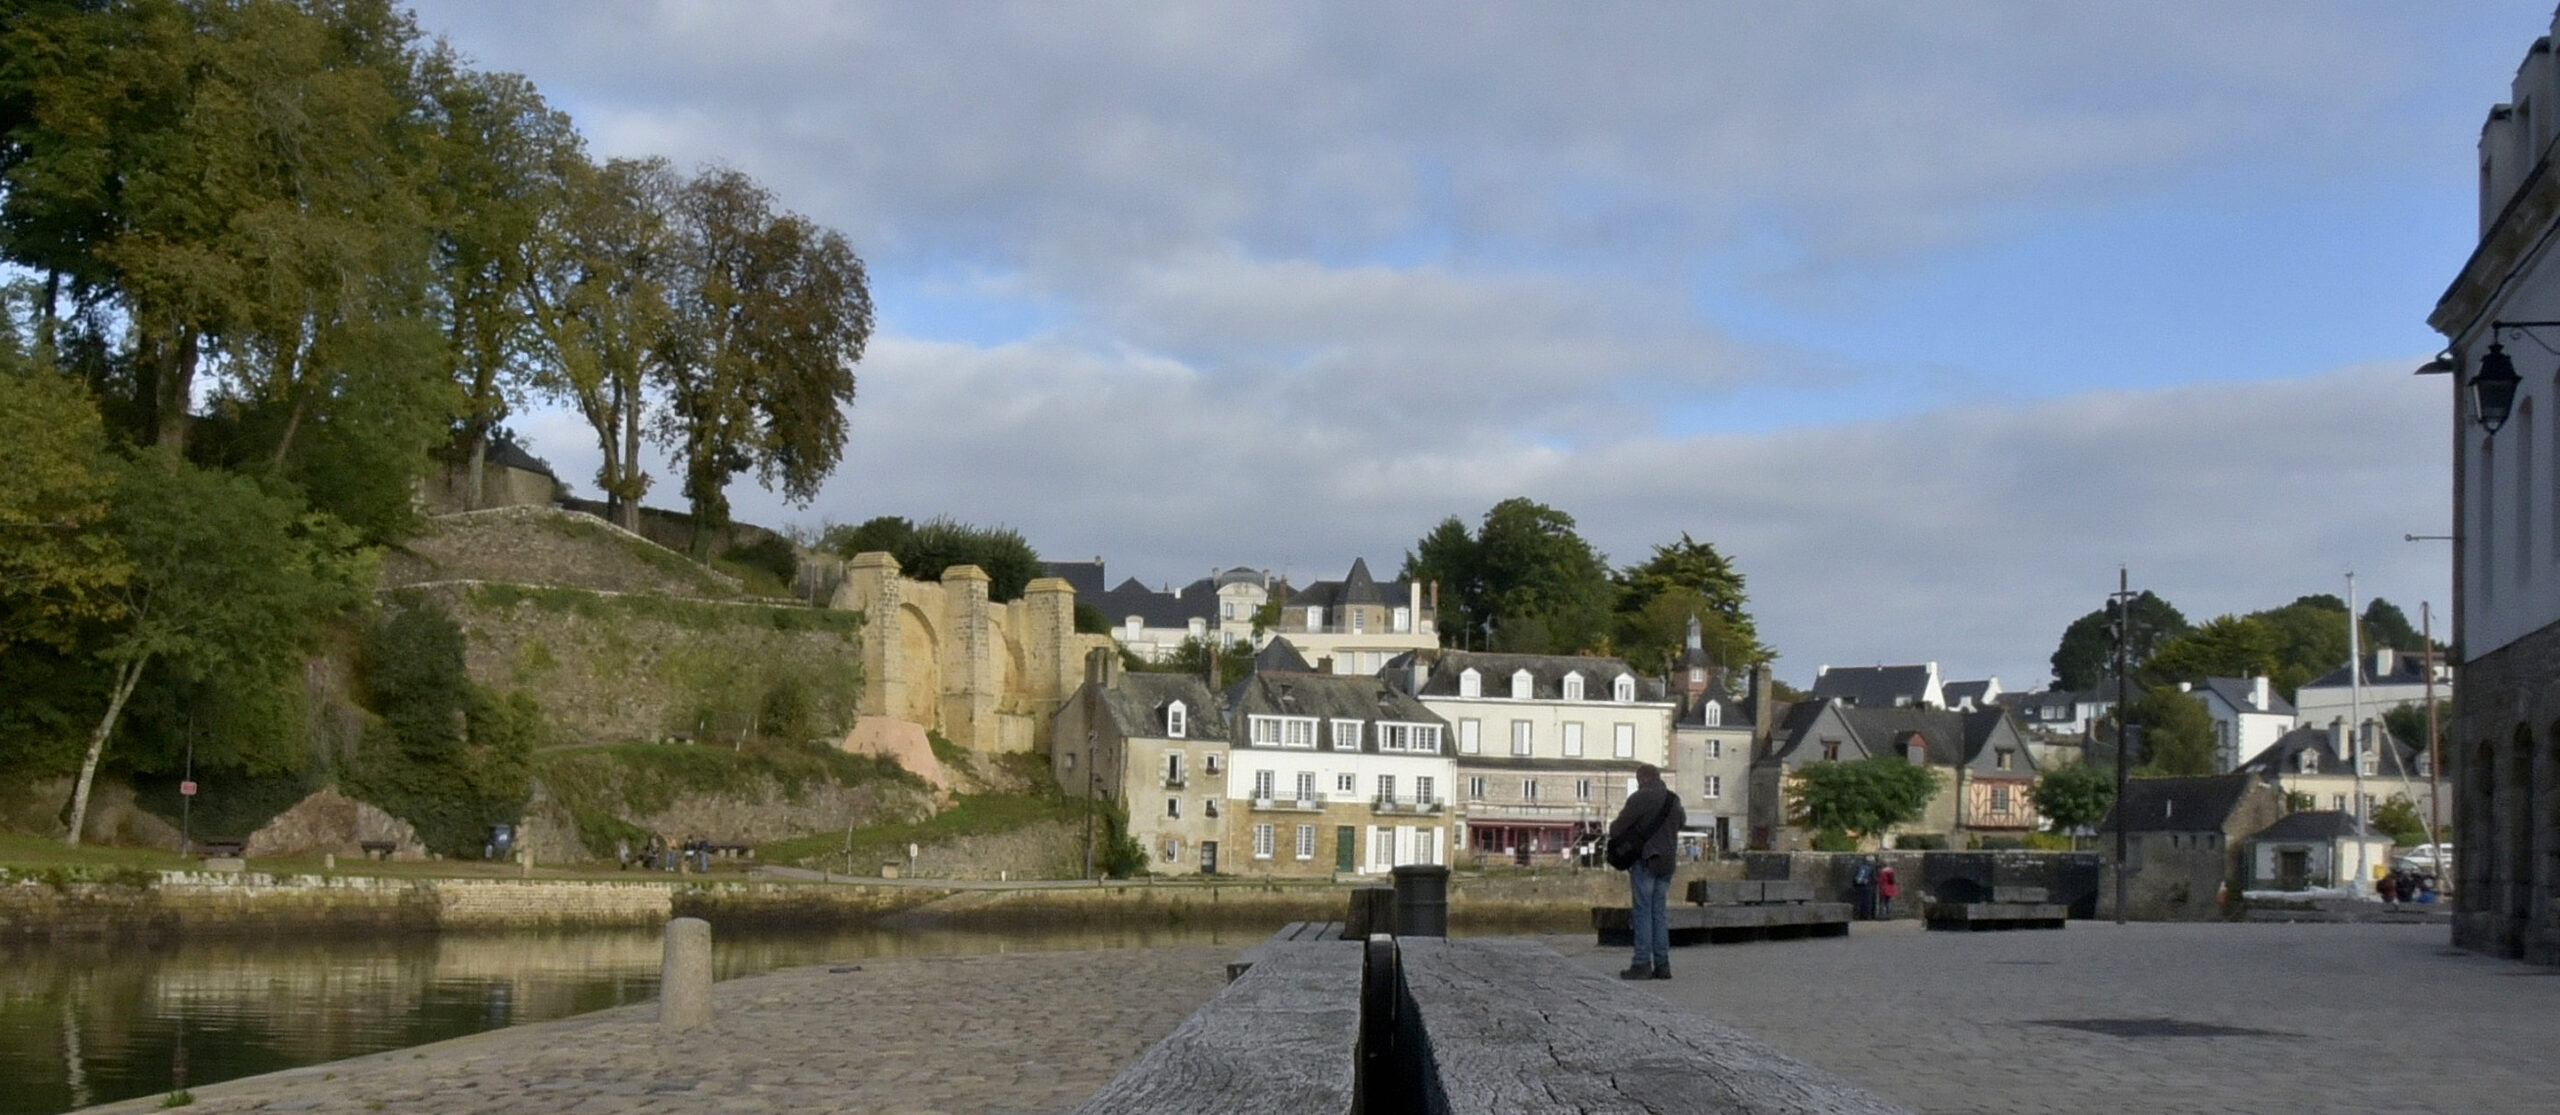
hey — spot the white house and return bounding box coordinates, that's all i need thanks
[1810,662,1944,709]
[1221,669,1456,877]
[1268,558,1438,676]
[2427,6,2560,963]
[2185,676,2295,773]
[2291,648,2452,729]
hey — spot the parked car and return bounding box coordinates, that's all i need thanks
[2394,843,2453,873]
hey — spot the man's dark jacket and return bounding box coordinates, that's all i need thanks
[1608,782,1685,877]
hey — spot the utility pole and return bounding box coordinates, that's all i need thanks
[1082,729,1097,880]
[2113,566,2130,926]
[2348,571,2368,895]
[2422,603,2444,856]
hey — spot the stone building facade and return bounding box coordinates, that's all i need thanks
[833,553,1115,754]
[2428,6,2560,965]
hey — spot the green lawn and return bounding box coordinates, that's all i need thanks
[0,831,195,874]
[759,792,1081,869]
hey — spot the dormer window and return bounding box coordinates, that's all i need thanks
[1511,669,1533,699]
[1701,703,1721,727]
[1459,669,1482,698]
[1166,701,1187,738]
[1306,606,1324,629]
[2296,750,2319,774]
[1187,617,1206,638]
[1562,673,1585,701]
[1125,616,1143,638]
[1613,675,1635,702]
[1392,607,1411,632]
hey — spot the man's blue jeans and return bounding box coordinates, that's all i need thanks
[1628,863,1672,971]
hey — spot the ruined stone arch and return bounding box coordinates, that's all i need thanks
[899,601,940,727]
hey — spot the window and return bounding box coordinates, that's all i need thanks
[1351,609,1366,634]
[1166,797,1181,818]
[1167,753,1184,784]
[1377,774,1397,803]
[1331,718,1362,750]
[1575,778,1594,801]
[1703,775,1722,799]
[1511,669,1534,699]
[1563,673,1585,701]
[1990,786,2011,815]
[1459,719,1481,754]
[1521,778,1540,801]
[1393,606,1411,632]
[1821,740,1842,761]
[1372,827,1395,868]
[1167,701,1187,738]
[1467,776,1486,799]
[1295,771,1318,804]
[1204,798,1220,817]
[1511,720,1534,756]
[1613,723,1636,760]
[1296,824,1317,859]
[1705,739,1722,759]
[1377,722,1440,753]
[2331,794,2348,812]
[1415,776,1435,807]
[1994,748,2014,771]
[1306,606,1324,629]
[1337,772,1356,793]
[1063,752,1077,773]
[1125,617,1142,637]
[2296,750,2319,774]
[1690,667,1704,684]
[1187,617,1206,639]
[1201,843,1215,866]
[1253,770,1276,801]
[1250,715,1317,749]
[1458,669,1482,698]
[1614,676,1635,702]
[1204,753,1221,775]
[1563,722,1585,758]
[1165,837,1183,863]
[1253,824,1276,859]
[1701,703,1721,727]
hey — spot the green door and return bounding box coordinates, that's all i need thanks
[1335,826,1356,872]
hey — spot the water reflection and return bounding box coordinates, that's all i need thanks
[0,924,1248,1115]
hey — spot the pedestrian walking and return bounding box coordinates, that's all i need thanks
[1607,763,1685,981]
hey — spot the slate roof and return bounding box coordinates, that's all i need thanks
[1253,637,1316,674]
[1999,689,2110,725]
[2302,651,2440,690]
[1041,559,1108,599]
[1678,692,1753,730]
[1811,664,1934,708]
[1094,673,1229,741]
[2194,677,2295,718]
[1092,577,1215,628]
[1769,700,2031,772]
[1227,672,1450,753]
[1408,650,1666,702]
[483,435,557,477]
[2235,725,2422,779]
[1943,680,1994,711]
[2249,810,2389,843]
[2100,773,2263,834]
[1285,557,1417,612]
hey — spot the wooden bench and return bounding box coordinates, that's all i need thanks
[1398,938,1906,1114]
[357,840,396,860]
[1593,878,1849,947]
[1076,928,1368,1114]
[195,840,245,859]
[1226,920,1347,982]
[1924,885,2068,931]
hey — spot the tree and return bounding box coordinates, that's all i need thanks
[1137,636,1255,685]
[2361,598,2424,655]
[62,450,362,844]
[2127,684,2217,776]
[1401,498,1615,655]
[823,516,1043,602]
[1786,757,1940,843]
[1614,533,1768,668]
[2050,590,2188,691]
[0,364,131,651]
[2383,703,2433,755]
[2142,615,2281,688]
[2028,762,2115,832]
[2370,794,2430,846]
[529,155,677,530]
[653,166,872,546]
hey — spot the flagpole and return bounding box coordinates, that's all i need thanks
[2347,572,2367,896]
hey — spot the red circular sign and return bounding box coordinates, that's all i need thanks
[179,781,197,797]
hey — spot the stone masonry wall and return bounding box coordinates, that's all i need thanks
[382,507,742,598]
[2450,616,2560,964]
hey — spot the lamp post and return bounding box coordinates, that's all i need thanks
[2110,567,2132,926]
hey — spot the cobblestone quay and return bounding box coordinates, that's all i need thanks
[74,944,1234,1115]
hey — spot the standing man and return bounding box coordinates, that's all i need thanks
[1609,763,1685,980]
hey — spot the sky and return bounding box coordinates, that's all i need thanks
[399,0,2551,690]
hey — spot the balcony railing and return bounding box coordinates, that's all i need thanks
[1373,796,1447,814]
[1250,793,1329,812]
[1163,774,1188,789]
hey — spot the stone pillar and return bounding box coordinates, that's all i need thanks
[1022,576,1079,711]
[840,552,903,726]
[659,917,714,1030]
[941,565,994,751]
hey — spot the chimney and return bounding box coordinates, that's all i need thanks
[2252,675,2270,711]
[1685,614,1703,653]
[1751,663,1775,756]
[1408,656,1430,695]
[2330,717,2348,763]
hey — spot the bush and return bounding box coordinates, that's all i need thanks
[1810,828,1858,852]
[1892,833,1947,850]
[344,599,539,856]
[725,535,800,585]
[1972,835,2025,850]
[2021,831,2078,851]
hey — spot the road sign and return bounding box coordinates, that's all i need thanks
[179,780,197,797]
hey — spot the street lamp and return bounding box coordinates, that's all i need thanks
[2472,341,2522,434]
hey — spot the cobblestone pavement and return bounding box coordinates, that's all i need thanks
[76,944,1236,1115]
[1556,919,2560,1115]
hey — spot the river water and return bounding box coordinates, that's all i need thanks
[0,924,1250,1115]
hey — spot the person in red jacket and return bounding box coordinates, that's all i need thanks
[1876,863,1900,919]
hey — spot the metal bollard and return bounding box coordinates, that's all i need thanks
[1346,885,1395,939]
[659,917,714,1030]
[1390,865,1449,938]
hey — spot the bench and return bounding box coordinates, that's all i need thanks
[1592,878,1850,947]
[707,842,755,860]
[357,840,396,860]
[195,840,244,859]
[1226,920,1349,981]
[1924,885,2068,931]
